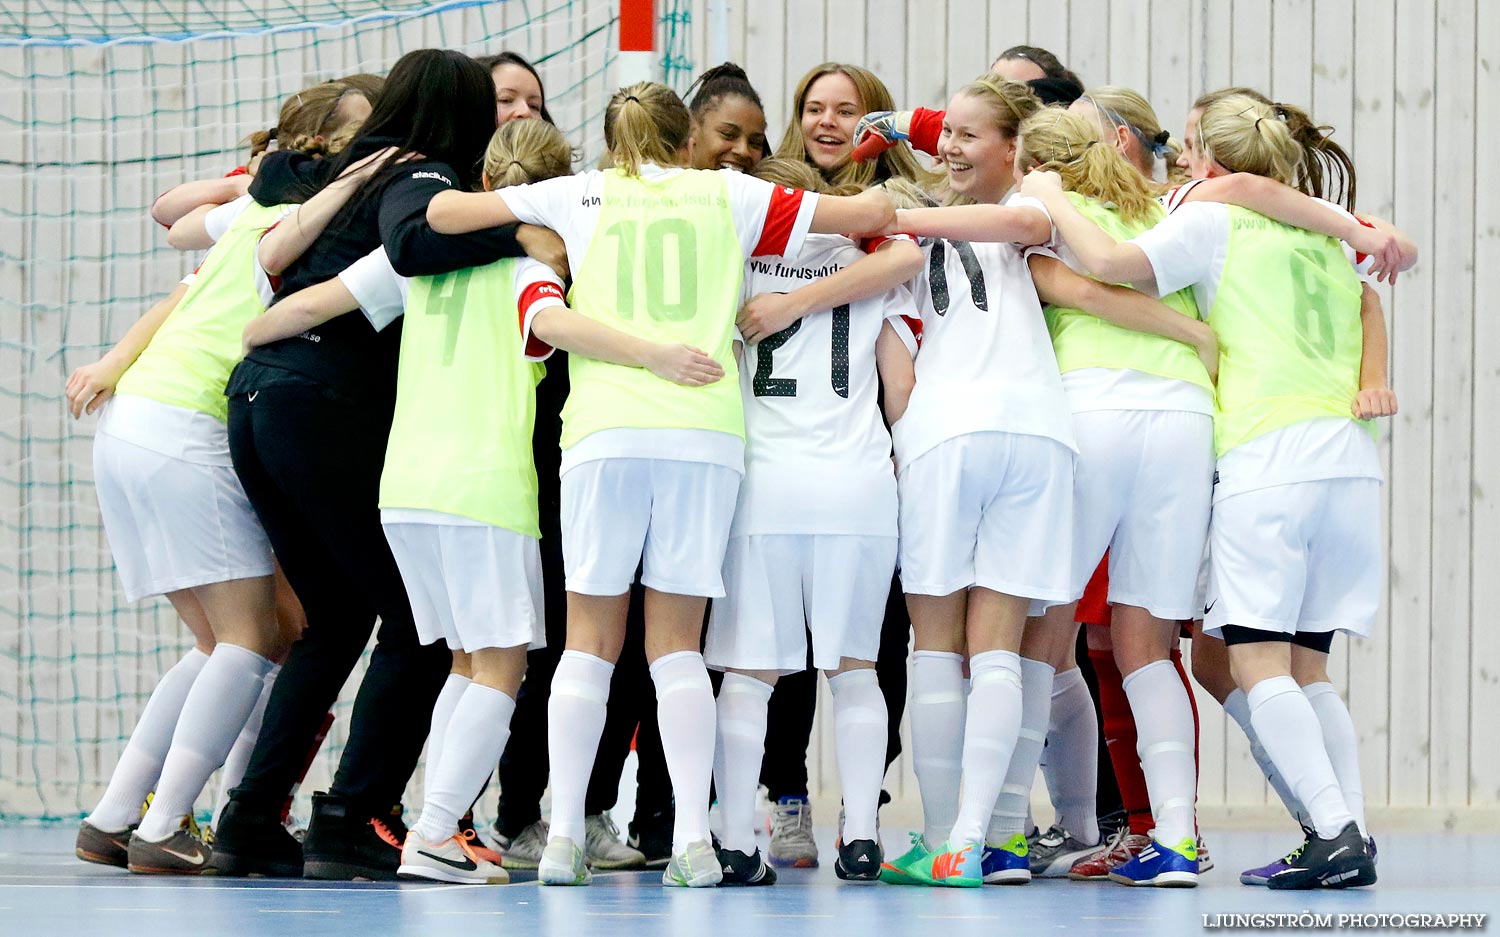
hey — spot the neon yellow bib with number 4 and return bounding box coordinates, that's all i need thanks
[379,257,544,536]
[1209,206,1367,457]
[1044,193,1212,393]
[116,200,289,422]
[560,169,745,449]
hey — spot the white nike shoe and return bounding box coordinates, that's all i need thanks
[398,830,509,884]
[538,836,593,886]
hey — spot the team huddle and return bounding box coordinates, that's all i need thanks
[64,41,1412,895]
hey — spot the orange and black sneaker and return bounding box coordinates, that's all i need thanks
[302,793,404,881]
[76,820,134,868]
[126,819,214,875]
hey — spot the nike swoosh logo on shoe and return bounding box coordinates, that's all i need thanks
[418,850,477,872]
[161,845,206,865]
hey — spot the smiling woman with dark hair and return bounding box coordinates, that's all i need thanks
[209,47,548,884]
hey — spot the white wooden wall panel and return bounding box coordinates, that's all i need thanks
[704,0,1491,811]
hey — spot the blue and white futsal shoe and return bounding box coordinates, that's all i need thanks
[1108,835,1199,887]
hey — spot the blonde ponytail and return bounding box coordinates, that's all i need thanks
[1196,94,1303,188]
[242,79,371,163]
[603,81,692,177]
[481,117,574,191]
[1017,107,1162,226]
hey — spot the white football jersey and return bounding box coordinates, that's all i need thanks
[893,201,1078,468]
[731,233,915,538]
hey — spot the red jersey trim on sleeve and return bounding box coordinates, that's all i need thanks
[518,280,563,358]
[861,232,916,253]
[1352,216,1376,266]
[900,314,924,348]
[751,185,807,257]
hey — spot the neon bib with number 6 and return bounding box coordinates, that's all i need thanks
[562,169,746,449]
[1208,205,1368,458]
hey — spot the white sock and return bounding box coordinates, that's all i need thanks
[1041,666,1099,845]
[1303,682,1366,836]
[212,664,278,829]
[1122,660,1198,846]
[949,650,1024,847]
[712,672,773,854]
[987,657,1053,843]
[422,673,472,798]
[88,648,210,832]
[650,650,717,853]
[829,668,887,843]
[137,644,273,841]
[546,650,613,845]
[1225,688,1311,826]
[414,682,517,844]
[1246,675,1353,838]
[910,650,966,846]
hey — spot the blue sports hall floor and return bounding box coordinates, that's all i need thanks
[1,827,1495,937]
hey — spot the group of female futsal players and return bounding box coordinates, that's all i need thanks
[65,39,1411,894]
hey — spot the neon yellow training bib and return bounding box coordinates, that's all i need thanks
[1044,192,1213,393]
[379,257,544,536]
[116,200,288,422]
[560,169,746,449]
[1209,206,1368,457]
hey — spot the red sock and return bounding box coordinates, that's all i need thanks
[1089,646,1153,836]
[280,710,335,825]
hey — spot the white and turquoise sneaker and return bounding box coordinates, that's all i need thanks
[663,839,722,887]
[538,835,592,886]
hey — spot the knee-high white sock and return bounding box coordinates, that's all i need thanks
[651,651,717,853]
[136,644,273,841]
[829,668,888,843]
[88,648,210,832]
[949,650,1023,847]
[712,673,773,854]
[1122,660,1198,846]
[1225,688,1311,827]
[414,683,517,844]
[546,650,613,845]
[1303,682,1366,836]
[422,673,472,799]
[1246,676,1353,839]
[1041,667,1099,845]
[212,664,278,829]
[986,657,1053,843]
[910,650,966,846]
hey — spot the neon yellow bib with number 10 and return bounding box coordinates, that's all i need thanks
[1209,206,1367,458]
[1044,192,1212,393]
[560,168,746,449]
[379,257,544,537]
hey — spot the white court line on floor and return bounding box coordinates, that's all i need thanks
[0,882,396,892]
[753,914,836,919]
[918,915,1002,920]
[94,907,171,912]
[586,911,665,917]
[256,909,341,914]
[425,910,506,915]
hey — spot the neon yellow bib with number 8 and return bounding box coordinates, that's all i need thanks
[1209,206,1367,457]
[561,169,746,449]
[380,257,545,536]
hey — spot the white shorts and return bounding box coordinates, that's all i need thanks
[1203,477,1382,638]
[560,458,741,597]
[898,432,1075,601]
[93,430,273,603]
[383,519,545,652]
[705,534,898,673]
[1068,410,1214,620]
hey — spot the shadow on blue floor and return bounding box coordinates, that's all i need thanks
[2,827,1496,937]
